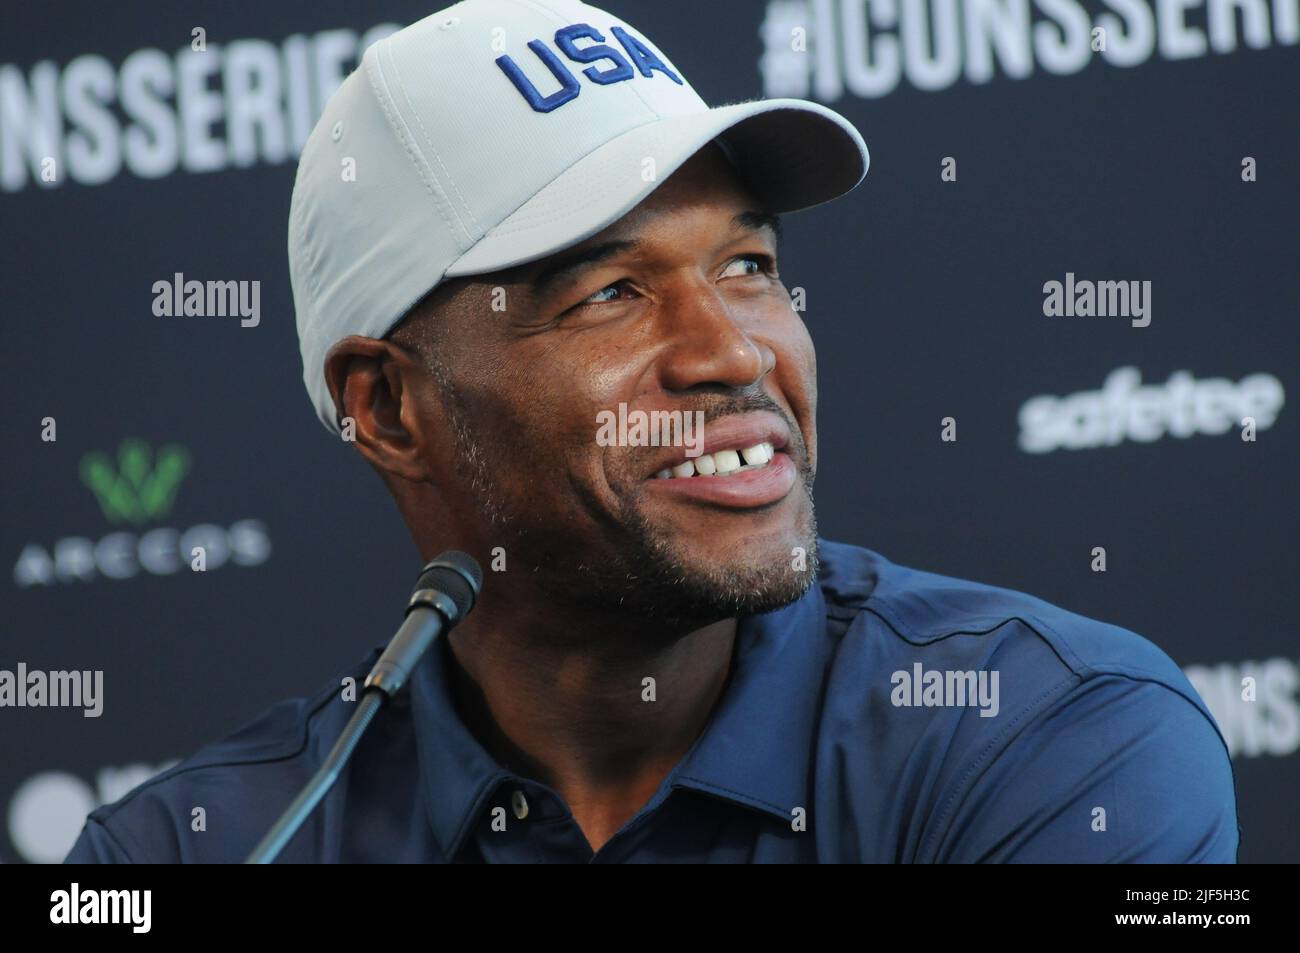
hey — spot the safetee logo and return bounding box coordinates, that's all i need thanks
[1017,367,1285,453]
[79,439,190,524]
[12,437,271,587]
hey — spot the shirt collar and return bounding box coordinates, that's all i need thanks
[409,635,512,859]
[408,579,830,857]
[667,580,827,822]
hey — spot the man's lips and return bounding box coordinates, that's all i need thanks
[641,411,792,480]
[639,411,799,509]
[645,449,797,508]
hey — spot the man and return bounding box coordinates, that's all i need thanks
[66,0,1238,863]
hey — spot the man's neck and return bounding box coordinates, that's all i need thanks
[444,607,738,853]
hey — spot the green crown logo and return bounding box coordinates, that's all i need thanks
[79,439,191,525]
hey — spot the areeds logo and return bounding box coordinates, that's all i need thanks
[79,439,190,524]
[50,883,151,933]
[13,438,271,587]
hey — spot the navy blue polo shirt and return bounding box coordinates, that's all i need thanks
[65,540,1239,863]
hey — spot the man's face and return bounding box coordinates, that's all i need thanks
[402,146,820,627]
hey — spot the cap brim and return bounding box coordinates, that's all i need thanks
[444,98,868,279]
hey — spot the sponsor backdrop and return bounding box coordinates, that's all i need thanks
[1,1,1295,864]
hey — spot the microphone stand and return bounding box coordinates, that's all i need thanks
[244,552,481,864]
[244,692,384,864]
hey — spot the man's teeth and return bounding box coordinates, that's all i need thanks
[713,449,741,474]
[653,442,776,479]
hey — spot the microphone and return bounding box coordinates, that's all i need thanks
[245,550,483,864]
[365,552,483,697]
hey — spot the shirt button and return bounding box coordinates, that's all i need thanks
[511,789,529,820]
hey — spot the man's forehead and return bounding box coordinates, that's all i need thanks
[558,202,781,255]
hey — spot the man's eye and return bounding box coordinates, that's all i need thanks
[721,254,774,279]
[572,256,772,311]
[580,281,632,305]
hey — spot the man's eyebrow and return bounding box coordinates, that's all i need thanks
[733,210,783,242]
[525,211,782,299]
[529,240,639,299]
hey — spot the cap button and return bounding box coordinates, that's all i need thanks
[440,16,460,30]
[330,120,344,142]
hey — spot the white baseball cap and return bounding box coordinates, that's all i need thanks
[290,0,869,434]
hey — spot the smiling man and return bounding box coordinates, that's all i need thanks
[66,0,1238,863]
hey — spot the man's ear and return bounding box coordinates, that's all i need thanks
[323,335,433,482]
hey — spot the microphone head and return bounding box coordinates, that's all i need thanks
[413,550,483,620]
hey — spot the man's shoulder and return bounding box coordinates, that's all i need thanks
[66,651,380,863]
[812,539,1239,861]
[815,537,1209,713]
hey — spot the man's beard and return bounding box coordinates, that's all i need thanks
[435,373,820,628]
[588,481,822,626]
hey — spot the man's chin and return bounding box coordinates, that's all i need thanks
[668,565,817,623]
[606,513,821,625]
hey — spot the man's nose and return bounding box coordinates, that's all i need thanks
[654,279,775,392]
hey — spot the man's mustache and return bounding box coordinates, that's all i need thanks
[614,388,810,478]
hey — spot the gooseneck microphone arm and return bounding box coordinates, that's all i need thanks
[244,551,483,864]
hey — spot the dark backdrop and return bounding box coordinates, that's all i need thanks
[1,0,1295,863]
